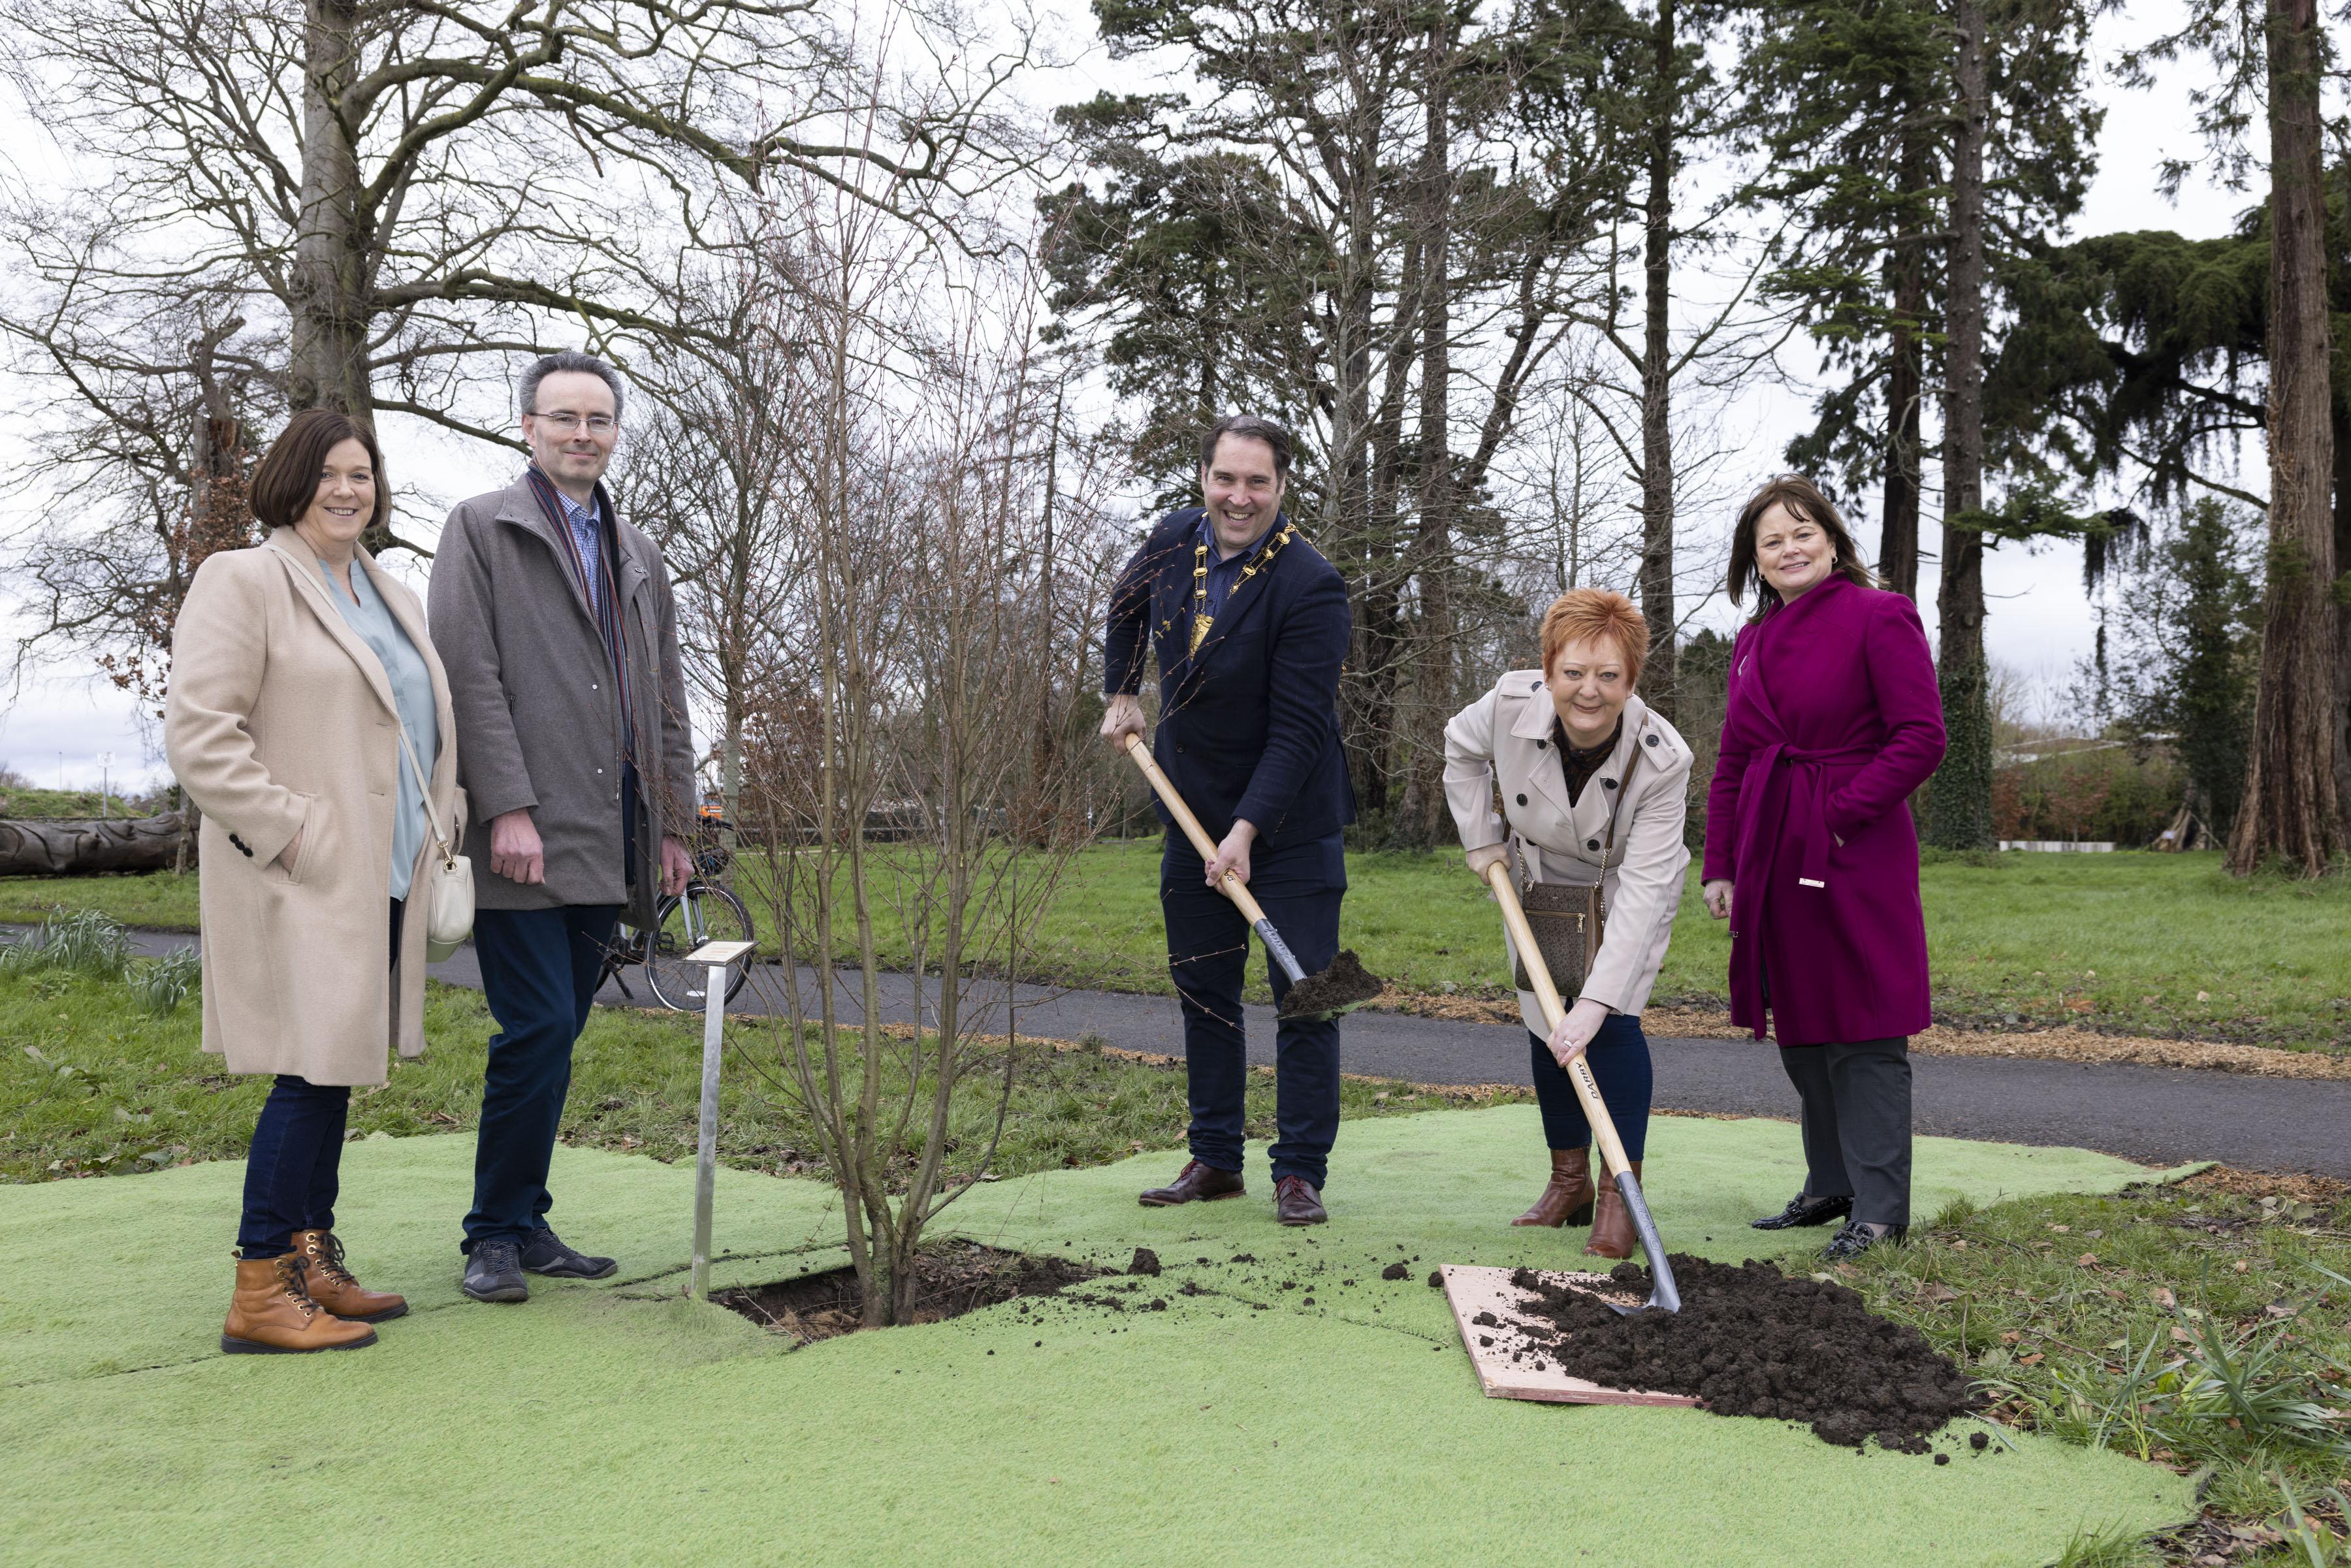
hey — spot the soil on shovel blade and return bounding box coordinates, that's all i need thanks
[1277,950,1385,1018]
[716,1241,1104,1345]
[1503,1256,1982,1452]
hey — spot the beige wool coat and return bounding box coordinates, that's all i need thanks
[1443,678,1693,1034]
[164,530,463,1087]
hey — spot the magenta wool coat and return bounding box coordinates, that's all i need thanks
[1701,577,1947,1046]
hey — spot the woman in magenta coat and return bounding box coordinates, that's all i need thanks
[1700,475,1946,1260]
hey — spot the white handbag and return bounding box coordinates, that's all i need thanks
[398,730,474,962]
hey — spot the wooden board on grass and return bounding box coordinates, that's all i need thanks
[1439,1263,1701,1408]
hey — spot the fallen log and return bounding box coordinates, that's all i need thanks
[0,814,190,876]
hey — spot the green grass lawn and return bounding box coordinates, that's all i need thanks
[8,845,2348,1049]
[1853,1179,2351,1565]
[0,963,1525,1188]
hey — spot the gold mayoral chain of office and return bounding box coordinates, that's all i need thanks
[1189,520,1298,655]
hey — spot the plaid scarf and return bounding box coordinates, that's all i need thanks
[524,466,635,760]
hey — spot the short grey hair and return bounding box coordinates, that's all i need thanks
[519,350,625,421]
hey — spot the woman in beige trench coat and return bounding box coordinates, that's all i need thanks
[165,409,462,1354]
[1443,589,1692,1256]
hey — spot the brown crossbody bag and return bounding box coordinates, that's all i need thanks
[1509,740,1642,995]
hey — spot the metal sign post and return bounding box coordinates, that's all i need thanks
[686,939,756,1302]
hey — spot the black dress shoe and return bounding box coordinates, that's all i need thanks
[1750,1191,1855,1231]
[1821,1219,1908,1261]
[462,1239,528,1303]
[1138,1160,1245,1208]
[521,1226,618,1279]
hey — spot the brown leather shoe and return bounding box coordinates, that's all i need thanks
[291,1228,408,1322]
[1138,1159,1245,1207]
[1274,1175,1327,1226]
[1513,1147,1597,1228]
[1584,1160,1643,1259]
[221,1253,378,1354]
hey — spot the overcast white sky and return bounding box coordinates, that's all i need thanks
[0,0,2273,794]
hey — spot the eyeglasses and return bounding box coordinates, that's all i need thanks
[528,411,616,434]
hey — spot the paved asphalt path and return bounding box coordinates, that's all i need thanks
[29,924,2351,1179]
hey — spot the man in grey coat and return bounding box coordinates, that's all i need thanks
[428,349,697,1304]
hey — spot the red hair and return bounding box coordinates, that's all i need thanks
[1538,588,1648,686]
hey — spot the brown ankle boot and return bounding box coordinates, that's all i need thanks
[291,1229,407,1322]
[221,1253,379,1354]
[1512,1147,1596,1228]
[1585,1160,1644,1259]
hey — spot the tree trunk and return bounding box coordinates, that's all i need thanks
[2331,402,2350,837]
[0,815,189,875]
[1879,116,1931,600]
[1928,0,1992,850]
[1635,0,1679,720]
[1398,15,1455,848]
[2228,0,2343,875]
[288,0,375,441]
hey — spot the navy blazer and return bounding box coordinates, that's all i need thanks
[1104,507,1357,852]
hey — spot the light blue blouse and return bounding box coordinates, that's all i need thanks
[315,557,441,900]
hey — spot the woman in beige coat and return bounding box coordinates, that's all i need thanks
[1443,589,1692,1256]
[165,409,462,1354]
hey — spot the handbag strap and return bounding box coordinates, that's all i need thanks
[395,728,455,866]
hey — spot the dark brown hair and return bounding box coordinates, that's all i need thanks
[1199,413,1293,477]
[249,409,390,534]
[1539,588,1650,686]
[1726,474,1876,611]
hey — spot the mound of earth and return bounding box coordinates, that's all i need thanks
[1505,1256,1981,1452]
[1277,950,1384,1017]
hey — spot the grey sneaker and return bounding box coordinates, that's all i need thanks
[462,1238,528,1303]
[520,1226,618,1280]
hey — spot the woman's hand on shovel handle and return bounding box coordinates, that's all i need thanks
[1548,997,1610,1068]
[1701,879,1733,921]
[1100,694,1146,750]
[1206,818,1256,888]
[1463,843,1508,878]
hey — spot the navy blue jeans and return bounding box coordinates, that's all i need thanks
[237,899,402,1258]
[462,903,620,1253]
[1160,831,1345,1189]
[1527,1012,1653,1162]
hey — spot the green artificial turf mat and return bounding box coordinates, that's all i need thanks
[944,1106,2205,1341]
[1,1118,2196,1567]
[3,1137,844,1390]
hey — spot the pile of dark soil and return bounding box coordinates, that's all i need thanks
[1277,950,1384,1017]
[716,1241,1103,1343]
[1504,1256,1982,1452]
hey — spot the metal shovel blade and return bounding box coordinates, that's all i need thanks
[1599,1170,1682,1315]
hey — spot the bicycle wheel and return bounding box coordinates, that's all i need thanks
[643,883,757,1012]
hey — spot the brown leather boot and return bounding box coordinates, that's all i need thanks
[1513,1147,1596,1228]
[221,1253,379,1354]
[291,1229,408,1322]
[1585,1160,1643,1259]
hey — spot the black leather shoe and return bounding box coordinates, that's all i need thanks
[1821,1219,1907,1261]
[1751,1191,1854,1231]
[521,1226,618,1279]
[461,1239,529,1303]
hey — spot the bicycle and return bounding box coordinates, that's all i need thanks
[595,833,756,1012]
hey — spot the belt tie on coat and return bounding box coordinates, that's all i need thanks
[1729,743,1879,936]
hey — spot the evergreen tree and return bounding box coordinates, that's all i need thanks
[2097,500,2262,840]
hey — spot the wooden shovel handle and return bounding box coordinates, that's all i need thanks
[1123,732,1271,925]
[1483,861,1634,1181]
